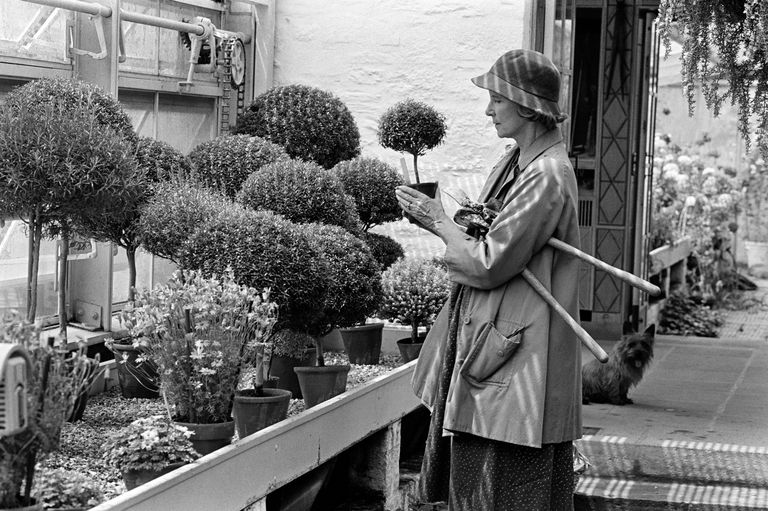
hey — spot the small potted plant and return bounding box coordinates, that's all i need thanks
[34,468,104,510]
[379,256,451,362]
[102,415,200,490]
[119,269,278,455]
[268,329,316,400]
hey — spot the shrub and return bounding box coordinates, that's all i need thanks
[35,468,104,509]
[271,329,316,359]
[187,134,289,198]
[238,158,361,233]
[333,156,404,230]
[362,232,404,271]
[235,84,361,169]
[135,136,192,180]
[658,291,723,337]
[102,416,200,473]
[377,99,447,183]
[180,207,329,334]
[379,257,451,342]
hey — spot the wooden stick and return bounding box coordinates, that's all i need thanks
[399,157,411,185]
[521,268,609,363]
[547,238,661,297]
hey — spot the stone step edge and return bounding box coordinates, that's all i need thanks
[576,435,768,486]
[576,476,768,510]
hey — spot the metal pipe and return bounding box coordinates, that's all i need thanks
[121,10,204,36]
[23,0,111,17]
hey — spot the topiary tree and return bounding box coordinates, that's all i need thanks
[377,99,447,183]
[360,232,405,271]
[302,223,382,366]
[237,158,361,233]
[658,0,768,157]
[187,134,289,198]
[234,84,361,169]
[78,136,191,301]
[332,156,405,231]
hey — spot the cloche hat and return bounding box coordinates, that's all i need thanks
[472,49,565,120]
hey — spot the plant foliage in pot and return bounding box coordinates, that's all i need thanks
[119,269,278,455]
[379,256,451,363]
[34,468,104,510]
[102,415,200,490]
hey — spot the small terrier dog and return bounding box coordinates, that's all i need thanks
[582,323,655,405]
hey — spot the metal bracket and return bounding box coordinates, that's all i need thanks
[68,13,107,60]
[179,16,216,91]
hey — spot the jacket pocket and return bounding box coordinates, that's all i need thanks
[460,321,523,386]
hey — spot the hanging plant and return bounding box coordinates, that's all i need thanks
[658,0,768,156]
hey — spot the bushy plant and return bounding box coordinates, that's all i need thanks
[235,84,361,169]
[121,270,278,424]
[270,329,316,359]
[238,158,361,233]
[378,99,447,183]
[361,232,404,271]
[135,136,192,180]
[102,416,200,473]
[379,257,451,342]
[180,207,328,334]
[743,152,768,242]
[658,291,724,337]
[188,134,289,198]
[35,468,104,509]
[333,156,405,231]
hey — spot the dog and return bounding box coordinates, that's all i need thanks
[581,323,655,405]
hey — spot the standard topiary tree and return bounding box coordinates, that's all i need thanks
[234,84,361,169]
[237,158,361,233]
[332,156,404,231]
[360,232,405,271]
[187,134,289,198]
[377,98,447,183]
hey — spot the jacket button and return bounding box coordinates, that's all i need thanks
[463,317,471,324]
[497,350,505,357]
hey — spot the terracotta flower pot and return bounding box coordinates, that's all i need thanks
[109,342,159,399]
[339,323,384,365]
[293,365,350,408]
[270,349,316,399]
[122,461,187,490]
[403,182,438,223]
[233,388,292,438]
[397,335,426,363]
[173,420,234,456]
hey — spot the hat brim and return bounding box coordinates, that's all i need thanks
[472,71,562,119]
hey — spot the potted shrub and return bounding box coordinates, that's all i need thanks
[119,269,278,455]
[187,134,289,198]
[377,98,447,199]
[0,313,93,510]
[34,468,104,510]
[268,329,316,400]
[379,256,451,362]
[235,84,361,169]
[102,416,200,490]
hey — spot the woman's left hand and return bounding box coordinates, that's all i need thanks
[395,185,451,235]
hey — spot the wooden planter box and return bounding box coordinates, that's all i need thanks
[647,236,694,326]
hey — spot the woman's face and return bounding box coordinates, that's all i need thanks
[485,92,524,139]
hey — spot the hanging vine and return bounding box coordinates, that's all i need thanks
[658,0,768,156]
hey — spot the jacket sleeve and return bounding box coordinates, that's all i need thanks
[443,157,567,289]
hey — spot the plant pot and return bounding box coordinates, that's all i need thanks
[339,323,384,365]
[122,461,187,491]
[109,342,159,399]
[396,336,425,363]
[233,388,292,438]
[0,497,43,511]
[173,420,234,456]
[403,182,438,223]
[744,240,768,269]
[66,391,89,423]
[269,349,316,399]
[320,329,345,352]
[293,365,350,408]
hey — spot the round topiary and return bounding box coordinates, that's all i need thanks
[361,232,405,271]
[237,158,361,233]
[379,256,451,342]
[377,99,447,183]
[235,84,361,169]
[135,136,192,181]
[187,134,289,198]
[302,223,382,337]
[4,77,137,143]
[180,207,329,334]
[332,156,405,231]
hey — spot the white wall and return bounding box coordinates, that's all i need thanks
[272,0,530,200]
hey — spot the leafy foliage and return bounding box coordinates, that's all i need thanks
[120,270,278,424]
[333,156,405,230]
[658,291,724,337]
[270,329,316,359]
[238,158,361,233]
[101,416,199,473]
[188,134,289,198]
[377,99,447,183]
[743,152,768,242]
[235,84,361,169]
[135,136,192,181]
[361,232,404,271]
[35,468,105,508]
[658,0,768,157]
[379,257,451,342]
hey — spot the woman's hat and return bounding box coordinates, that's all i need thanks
[472,49,563,119]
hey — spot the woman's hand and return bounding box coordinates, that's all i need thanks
[395,185,452,235]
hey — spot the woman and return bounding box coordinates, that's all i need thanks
[396,49,582,510]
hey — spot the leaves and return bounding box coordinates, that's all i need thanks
[333,156,405,230]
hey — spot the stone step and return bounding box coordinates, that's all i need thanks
[577,435,768,487]
[575,476,768,510]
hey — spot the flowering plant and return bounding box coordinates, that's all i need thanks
[121,269,278,424]
[743,152,768,242]
[35,468,104,508]
[102,416,200,473]
[379,256,451,342]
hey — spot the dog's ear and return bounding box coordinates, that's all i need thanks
[644,324,656,338]
[622,321,636,335]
